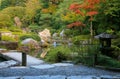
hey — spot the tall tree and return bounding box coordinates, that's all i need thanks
[69,0,104,36]
[0,0,27,10]
[1,6,25,19]
[23,0,41,27]
[93,0,120,34]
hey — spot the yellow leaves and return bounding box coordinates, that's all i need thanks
[25,0,41,9]
[0,13,12,28]
[41,4,57,14]
[25,0,41,20]
[0,14,11,21]
[61,12,81,22]
[41,9,49,13]
[48,4,57,13]
[1,6,25,19]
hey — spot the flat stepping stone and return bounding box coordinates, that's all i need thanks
[31,64,55,69]
[10,66,28,69]
[68,76,99,79]
[2,52,44,66]
[0,60,18,68]
[23,75,49,79]
[24,75,66,79]
[100,75,120,79]
[0,76,66,79]
[52,63,74,67]
[0,76,20,79]
[0,76,119,79]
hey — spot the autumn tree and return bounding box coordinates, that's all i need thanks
[69,0,104,36]
[0,0,27,10]
[52,0,84,30]
[22,0,41,27]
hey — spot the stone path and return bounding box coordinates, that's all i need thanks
[0,75,120,79]
[2,52,44,66]
[0,52,120,79]
[0,60,18,68]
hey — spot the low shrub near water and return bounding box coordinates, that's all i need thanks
[2,35,16,42]
[71,45,99,65]
[19,34,40,41]
[98,55,120,68]
[72,35,90,45]
[45,46,72,63]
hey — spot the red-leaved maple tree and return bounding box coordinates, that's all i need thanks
[67,21,85,28]
[68,0,105,36]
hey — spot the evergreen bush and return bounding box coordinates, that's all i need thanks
[45,46,72,63]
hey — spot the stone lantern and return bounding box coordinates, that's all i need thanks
[95,33,116,56]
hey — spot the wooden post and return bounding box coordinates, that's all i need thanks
[20,46,29,66]
[22,52,27,66]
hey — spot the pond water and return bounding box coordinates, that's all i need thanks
[0,55,8,62]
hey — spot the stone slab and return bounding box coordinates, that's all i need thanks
[0,60,18,68]
[52,63,74,67]
[31,64,55,69]
[0,76,20,79]
[2,52,44,66]
[0,75,119,79]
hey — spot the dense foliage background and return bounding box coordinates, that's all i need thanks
[0,0,119,34]
[0,0,120,67]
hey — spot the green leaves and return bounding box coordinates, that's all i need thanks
[1,6,25,18]
[0,13,12,28]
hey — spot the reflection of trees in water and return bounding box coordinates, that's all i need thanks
[29,47,41,57]
[30,47,49,59]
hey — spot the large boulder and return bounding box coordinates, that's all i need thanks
[21,38,40,50]
[38,29,51,47]
[39,29,51,42]
[14,16,22,28]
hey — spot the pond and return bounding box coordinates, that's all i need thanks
[0,55,8,62]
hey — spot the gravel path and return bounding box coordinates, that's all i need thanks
[0,64,119,77]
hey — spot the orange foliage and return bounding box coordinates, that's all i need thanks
[41,9,49,13]
[85,0,100,4]
[67,21,85,28]
[87,11,98,16]
[69,3,80,11]
[69,0,105,22]
[68,0,105,29]
[75,10,84,16]
[69,0,103,16]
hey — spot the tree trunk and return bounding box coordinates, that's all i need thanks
[90,21,93,37]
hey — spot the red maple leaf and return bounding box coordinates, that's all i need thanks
[69,3,80,10]
[87,11,98,16]
[75,10,84,16]
[67,21,85,28]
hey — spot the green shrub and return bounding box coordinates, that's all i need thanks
[45,46,72,63]
[111,45,120,59]
[98,55,120,68]
[9,26,23,32]
[72,35,90,45]
[19,34,40,41]
[0,29,10,32]
[2,35,16,42]
[64,29,80,37]
[71,45,99,65]
[12,32,24,35]
[29,24,41,33]
[112,38,120,47]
